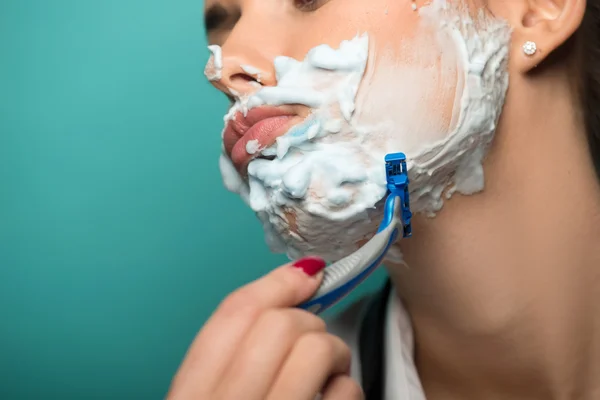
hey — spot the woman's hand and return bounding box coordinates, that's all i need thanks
[167,257,364,400]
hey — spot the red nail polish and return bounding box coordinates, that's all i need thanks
[292,256,326,276]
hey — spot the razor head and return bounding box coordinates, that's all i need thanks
[385,152,408,186]
[384,152,412,238]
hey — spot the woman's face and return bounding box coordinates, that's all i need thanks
[206,0,459,153]
[204,0,511,260]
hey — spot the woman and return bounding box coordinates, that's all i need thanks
[168,0,600,398]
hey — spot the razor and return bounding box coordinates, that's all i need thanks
[297,152,413,315]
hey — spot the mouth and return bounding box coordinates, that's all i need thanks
[223,106,301,172]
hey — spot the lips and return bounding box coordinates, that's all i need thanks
[223,107,298,171]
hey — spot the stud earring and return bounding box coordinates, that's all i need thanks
[522,41,537,56]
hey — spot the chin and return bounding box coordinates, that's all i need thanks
[255,200,384,261]
[219,144,387,261]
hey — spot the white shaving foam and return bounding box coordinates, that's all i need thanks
[204,45,223,81]
[407,1,511,215]
[245,139,261,155]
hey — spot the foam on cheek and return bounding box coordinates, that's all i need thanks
[407,1,511,214]
[353,36,459,159]
[243,35,386,226]
[246,37,369,113]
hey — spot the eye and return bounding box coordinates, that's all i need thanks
[294,0,324,12]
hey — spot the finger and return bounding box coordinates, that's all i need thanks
[171,257,326,393]
[220,256,327,312]
[217,308,326,399]
[321,375,364,400]
[266,333,352,400]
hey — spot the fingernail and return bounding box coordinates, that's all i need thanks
[292,256,326,276]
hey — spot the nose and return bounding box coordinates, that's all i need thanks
[206,53,276,97]
[204,14,282,97]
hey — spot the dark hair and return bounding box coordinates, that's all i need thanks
[579,0,600,179]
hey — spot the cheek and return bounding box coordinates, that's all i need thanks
[287,1,460,155]
[353,18,461,156]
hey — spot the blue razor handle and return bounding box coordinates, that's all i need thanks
[297,153,412,315]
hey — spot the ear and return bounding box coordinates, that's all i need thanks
[510,0,586,72]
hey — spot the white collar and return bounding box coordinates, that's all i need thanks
[384,288,427,400]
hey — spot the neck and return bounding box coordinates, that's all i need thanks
[387,69,600,399]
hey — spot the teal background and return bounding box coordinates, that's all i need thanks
[0,1,385,398]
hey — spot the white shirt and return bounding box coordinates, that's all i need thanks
[384,289,426,399]
[326,289,426,399]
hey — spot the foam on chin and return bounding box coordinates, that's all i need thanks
[214,0,511,261]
